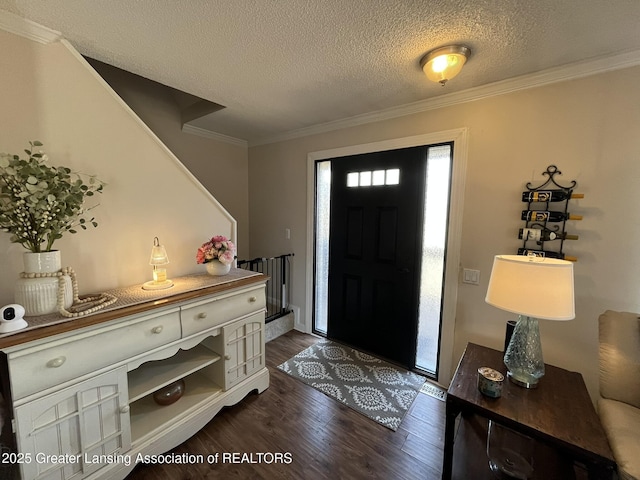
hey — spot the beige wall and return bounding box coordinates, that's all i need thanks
[249,65,640,401]
[0,30,235,303]
[87,63,250,253]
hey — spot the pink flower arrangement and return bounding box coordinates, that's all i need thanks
[196,235,236,265]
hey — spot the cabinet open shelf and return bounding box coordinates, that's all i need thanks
[128,344,221,403]
[130,371,223,443]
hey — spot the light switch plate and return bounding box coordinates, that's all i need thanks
[462,268,480,285]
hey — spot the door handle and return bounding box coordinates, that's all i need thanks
[397,267,410,273]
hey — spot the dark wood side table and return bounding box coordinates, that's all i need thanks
[442,343,616,480]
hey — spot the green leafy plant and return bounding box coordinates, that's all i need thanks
[0,141,105,253]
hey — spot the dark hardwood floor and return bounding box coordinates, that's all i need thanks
[127,330,446,479]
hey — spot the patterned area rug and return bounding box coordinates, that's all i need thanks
[277,339,426,430]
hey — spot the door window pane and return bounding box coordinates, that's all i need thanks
[416,145,452,375]
[359,171,372,186]
[347,172,359,187]
[314,161,331,334]
[386,168,400,185]
[372,170,385,185]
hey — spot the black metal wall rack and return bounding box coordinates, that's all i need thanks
[518,165,580,262]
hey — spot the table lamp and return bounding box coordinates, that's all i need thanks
[142,237,174,290]
[485,254,574,388]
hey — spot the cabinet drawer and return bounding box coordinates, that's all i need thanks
[181,286,265,337]
[8,309,181,400]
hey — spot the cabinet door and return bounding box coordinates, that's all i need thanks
[223,313,265,390]
[15,367,131,480]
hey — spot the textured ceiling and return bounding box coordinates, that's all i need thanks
[2,0,640,144]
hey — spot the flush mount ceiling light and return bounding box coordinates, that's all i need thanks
[420,45,471,86]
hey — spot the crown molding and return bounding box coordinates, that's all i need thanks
[250,49,640,147]
[0,9,61,44]
[182,124,248,148]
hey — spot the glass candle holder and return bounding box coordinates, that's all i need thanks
[153,267,167,283]
[487,420,534,479]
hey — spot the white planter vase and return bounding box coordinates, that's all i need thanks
[205,260,231,276]
[15,251,73,316]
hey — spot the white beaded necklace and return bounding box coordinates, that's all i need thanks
[19,267,117,318]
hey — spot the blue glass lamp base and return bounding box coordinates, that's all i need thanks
[503,315,545,389]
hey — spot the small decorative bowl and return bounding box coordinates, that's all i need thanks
[153,379,186,406]
[477,367,504,398]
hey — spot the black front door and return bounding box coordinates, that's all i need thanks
[327,146,426,368]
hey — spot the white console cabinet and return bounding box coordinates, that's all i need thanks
[0,271,269,480]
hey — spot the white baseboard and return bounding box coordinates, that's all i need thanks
[290,304,307,333]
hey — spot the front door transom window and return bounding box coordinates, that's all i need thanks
[346,168,400,187]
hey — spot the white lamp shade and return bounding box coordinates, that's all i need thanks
[485,255,575,320]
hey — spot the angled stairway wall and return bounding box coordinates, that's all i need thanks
[0,17,236,305]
